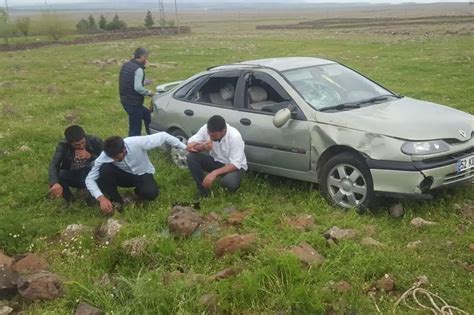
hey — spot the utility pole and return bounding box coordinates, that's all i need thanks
[158,0,165,25]
[174,0,179,34]
[4,0,9,23]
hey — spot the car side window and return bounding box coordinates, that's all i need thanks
[245,72,291,114]
[181,74,239,108]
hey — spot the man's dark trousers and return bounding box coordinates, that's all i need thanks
[187,152,243,196]
[97,164,159,204]
[123,104,151,136]
[58,167,91,202]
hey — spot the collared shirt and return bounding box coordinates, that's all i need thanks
[134,68,150,96]
[189,124,247,170]
[86,132,186,199]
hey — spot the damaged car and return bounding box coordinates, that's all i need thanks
[150,57,473,209]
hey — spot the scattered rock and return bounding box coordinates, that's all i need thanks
[61,224,87,242]
[122,237,148,257]
[215,233,257,258]
[324,226,358,241]
[284,214,316,231]
[199,293,218,314]
[18,271,64,301]
[459,203,473,221]
[415,275,429,286]
[407,240,422,249]
[334,280,352,293]
[375,274,395,292]
[469,243,474,252]
[12,254,49,274]
[167,206,203,237]
[0,252,13,268]
[410,217,438,227]
[209,267,241,281]
[361,237,384,247]
[205,212,220,222]
[0,267,19,299]
[466,264,474,273]
[226,211,248,226]
[223,206,238,214]
[288,242,325,267]
[18,144,31,152]
[0,306,13,315]
[75,301,104,315]
[95,218,123,243]
[96,274,111,287]
[363,224,377,237]
[163,270,185,285]
[389,203,404,218]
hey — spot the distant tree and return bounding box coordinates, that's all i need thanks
[99,14,107,30]
[16,16,31,42]
[106,14,127,31]
[144,10,155,28]
[76,18,90,33]
[158,17,166,28]
[0,9,15,45]
[88,15,97,31]
[37,12,67,41]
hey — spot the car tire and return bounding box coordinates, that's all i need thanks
[320,151,375,212]
[168,129,188,169]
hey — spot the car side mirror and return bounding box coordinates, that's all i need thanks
[273,108,292,128]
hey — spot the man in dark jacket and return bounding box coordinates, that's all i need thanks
[48,125,102,206]
[119,47,155,136]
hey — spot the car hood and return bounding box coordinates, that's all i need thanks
[316,97,473,141]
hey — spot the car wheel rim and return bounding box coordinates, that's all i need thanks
[327,164,367,208]
[171,135,188,169]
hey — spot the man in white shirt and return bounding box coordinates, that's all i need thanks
[86,133,186,215]
[186,115,247,198]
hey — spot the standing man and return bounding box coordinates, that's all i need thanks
[119,47,155,136]
[49,125,102,207]
[186,115,247,198]
[86,132,186,215]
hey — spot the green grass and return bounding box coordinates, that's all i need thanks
[0,29,473,314]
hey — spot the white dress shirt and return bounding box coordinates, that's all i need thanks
[86,132,186,199]
[188,124,247,170]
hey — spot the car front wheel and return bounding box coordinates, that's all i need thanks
[320,152,374,211]
[169,129,188,169]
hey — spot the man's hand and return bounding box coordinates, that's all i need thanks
[202,171,218,189]
[75,149,91,160]
[202,140,213,151]
[186,143,199,153]
[50,183,63,198]
[98,195,113,215]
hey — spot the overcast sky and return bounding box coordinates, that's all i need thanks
[4,0,471,5]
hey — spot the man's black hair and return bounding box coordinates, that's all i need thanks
[207,115,226,132]
[64,125,85,144]
[133,47,149,59]
[103,136,125,158]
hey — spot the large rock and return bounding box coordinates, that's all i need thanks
[0,267,19,300]
[167,206,203,237]
[0,253,13,268]
[389,203,404,218]
[61,224,87,242]
[284,214,316,231]
[12,254,49,274]
[324,226,358,241]
[288,242,325,267]
[95,219,123,243]
[410,217,438,228]
[18,271,64,301]
[75,302,104,315]
[122,237,148,257]
[215,234,256,258]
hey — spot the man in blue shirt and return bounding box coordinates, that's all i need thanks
[119,47,155,136]
[86,132,186,215]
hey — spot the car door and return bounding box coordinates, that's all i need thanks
[230,71,311,173]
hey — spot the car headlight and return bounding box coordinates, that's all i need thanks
[401,140,449,155]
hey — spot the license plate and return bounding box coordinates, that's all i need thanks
[456,155,474,173]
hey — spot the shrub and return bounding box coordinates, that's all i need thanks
[105,14,127,31]
[37,12,68,41]
[144,10,155,28]
[16,16,31,42]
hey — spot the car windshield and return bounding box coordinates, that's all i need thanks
[282,64,394,110]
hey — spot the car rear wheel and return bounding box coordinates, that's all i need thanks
[320,151,374,211]
[168,129,188,169]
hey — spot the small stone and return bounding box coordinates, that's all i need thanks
[209,268,241,281]
[0,306,14,315]
[361,237,383,247]
[415,275,429,286]
[167,206,203,237]
[18,271,64,301]
[324,226,358,241]
[74,302,104,315]
[284,214,316,231]
[410,217,437,227]
[0,252,13,268]
[199,293,218,314]
[389,203,404,218]
[334,280,352,293]
[96,274,111,287]
[205,212,220,222]
[288,242,325,267]
[12,254,49,274]
[215,234,256,258]
[223,206,237,214]
[122,237,148,257]
[375,274,395,292]
[95,218,123,243]
[0,267,19,300]
[407,240,422,249]
[227,211,247,226]
[466,264,474,273]
[459,203,473,221]
[61,224,87,242]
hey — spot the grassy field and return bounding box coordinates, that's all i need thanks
[0,22,473,314]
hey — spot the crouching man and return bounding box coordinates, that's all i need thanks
[48,125,102,207]
[186,115,247,198]
[86,133,186,215]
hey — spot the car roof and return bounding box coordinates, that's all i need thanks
[211,57,336,72]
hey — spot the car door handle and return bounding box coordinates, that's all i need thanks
[184,109,194,116]
[240,118,251,126]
